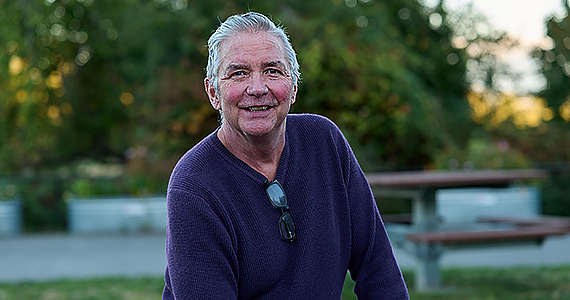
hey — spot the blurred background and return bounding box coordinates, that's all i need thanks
[1,0,569,233]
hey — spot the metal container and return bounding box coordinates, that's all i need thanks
[68,195,167,234]
[0,198,22,237]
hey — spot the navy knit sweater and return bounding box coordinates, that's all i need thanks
[163,114,409,299]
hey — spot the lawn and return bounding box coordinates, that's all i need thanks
[0,266,569,299]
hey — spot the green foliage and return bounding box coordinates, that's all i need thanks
[69,178,124,196]
[524,5,570,162]
[433,137,531,171]
[541,171,570,217]
[290,0,474,170]
[69,174,166,197]
[1,0,476,175]
[497,5,570,217]
[0,178,18,200]
[1,174,69,231]
[534,4,570,117]
[19,180,67,231]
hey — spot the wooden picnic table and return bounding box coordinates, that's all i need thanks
[366,169,552,291]
[366,169,548,189]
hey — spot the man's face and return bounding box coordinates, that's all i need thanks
[205,31,297,138]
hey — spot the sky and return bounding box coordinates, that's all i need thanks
[444,0,567,44]
[424,0,568,93]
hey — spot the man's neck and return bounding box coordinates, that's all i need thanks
[217,124,285,181]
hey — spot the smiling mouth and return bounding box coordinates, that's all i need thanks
[246,105,272,112]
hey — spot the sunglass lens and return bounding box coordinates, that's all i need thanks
[266,182,287,207]
[279,212,296,240]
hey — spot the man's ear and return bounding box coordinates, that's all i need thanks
[291,84,298,104]
[204,78,221,110]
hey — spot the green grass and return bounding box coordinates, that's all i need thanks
[0,277,164,300]
[344,266,570,300]
[0,266,569,299]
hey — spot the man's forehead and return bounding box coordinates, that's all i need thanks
[219,32,287,66]
[224,31,283,48]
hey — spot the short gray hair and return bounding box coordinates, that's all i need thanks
[205,12,301,89]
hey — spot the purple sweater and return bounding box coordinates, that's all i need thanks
[163,114,409,299]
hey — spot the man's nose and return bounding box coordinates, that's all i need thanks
[246,72,269,97]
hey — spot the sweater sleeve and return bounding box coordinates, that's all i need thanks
[163,188,239,300]
[343,141,410,299]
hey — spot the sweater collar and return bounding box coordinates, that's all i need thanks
[209,119,290,185]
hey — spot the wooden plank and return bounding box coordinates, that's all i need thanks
[478,216,570,230]
[406,226,568,244]
[382,213,413,224]
[366,169,548,189]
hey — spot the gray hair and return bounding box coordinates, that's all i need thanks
[205,12,301,89]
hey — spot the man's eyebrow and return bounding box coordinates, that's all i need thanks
[225,63,249,72]
[264,60,286,68]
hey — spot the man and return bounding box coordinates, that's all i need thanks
[163,12,409,299]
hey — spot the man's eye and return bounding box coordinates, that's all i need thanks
[231,71,247,77]
[266,69,281,75]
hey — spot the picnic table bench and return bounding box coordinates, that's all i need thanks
[405,221,569,245]
[366,169,570,291]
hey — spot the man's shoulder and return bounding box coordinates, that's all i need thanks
[287,113,340,133]
[286,113,349,154]
[169,132,220,186]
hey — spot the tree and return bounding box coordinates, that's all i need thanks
[534,1,570,123]
[527,1,570,216]
[1,0,479,175]
[286,0,476,170]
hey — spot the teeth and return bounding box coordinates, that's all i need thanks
[247,106,269,112]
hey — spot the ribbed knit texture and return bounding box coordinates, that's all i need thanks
[162,114,409,299]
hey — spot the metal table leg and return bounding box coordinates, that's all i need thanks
[412,188,441,291]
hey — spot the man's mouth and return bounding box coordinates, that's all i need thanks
[246,105,271,112]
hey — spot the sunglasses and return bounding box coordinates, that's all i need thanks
[265,180,296,242]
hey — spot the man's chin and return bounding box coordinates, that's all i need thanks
[241,128,273,137]
[239,121,281,137]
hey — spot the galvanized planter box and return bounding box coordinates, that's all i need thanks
[0,198,22,237]
[67,195,167,234]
